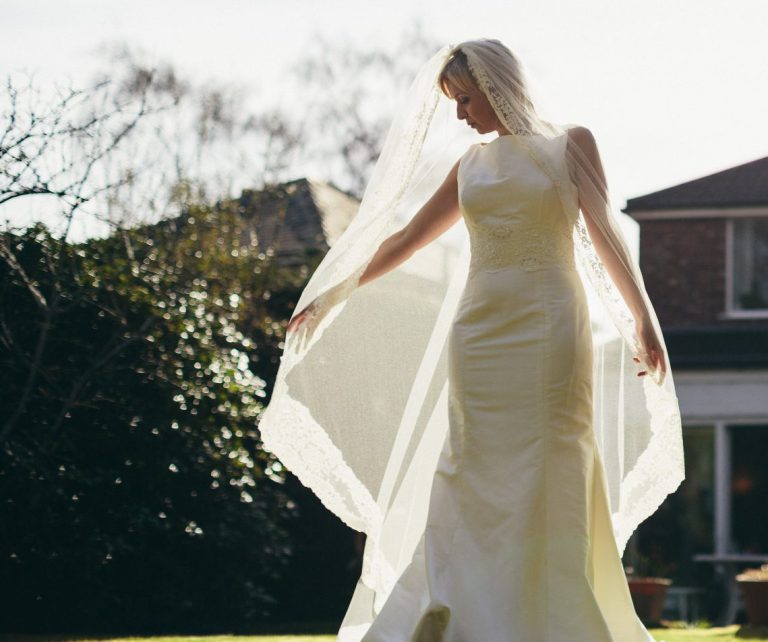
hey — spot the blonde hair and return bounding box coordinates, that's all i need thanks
[437,49,477,97]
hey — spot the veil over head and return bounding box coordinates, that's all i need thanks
[258,38,684,636]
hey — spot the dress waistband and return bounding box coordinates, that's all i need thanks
[467,225,576,273]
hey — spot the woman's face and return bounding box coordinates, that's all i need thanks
[444,79,507,136]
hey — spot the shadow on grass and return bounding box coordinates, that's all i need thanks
[0,621,338,642]
[736,626,768,639]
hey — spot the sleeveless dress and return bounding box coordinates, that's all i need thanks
[342,133,655,642]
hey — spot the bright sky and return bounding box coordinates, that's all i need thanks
[3,0,768,240]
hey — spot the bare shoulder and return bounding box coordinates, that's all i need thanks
[566,125,600,163]
[566,125,596,149]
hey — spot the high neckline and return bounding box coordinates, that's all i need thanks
[480,133,541,149]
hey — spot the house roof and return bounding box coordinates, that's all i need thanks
[665,325,768,370]
[623,155,768,214]
[232,178,359,266]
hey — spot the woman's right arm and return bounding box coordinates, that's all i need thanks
[357,158,462,287]
[287,159,462,337]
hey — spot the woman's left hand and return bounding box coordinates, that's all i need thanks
[633,318,667,385]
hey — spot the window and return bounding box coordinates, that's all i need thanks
[625,425,715,584]
[729,218,768,314]
[730,425,768,554]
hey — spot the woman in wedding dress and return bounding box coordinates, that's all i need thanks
[261,39,684,642]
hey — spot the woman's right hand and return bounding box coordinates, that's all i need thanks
[285,272,363,350]
[286,301,313,334]
[286,298,323,350]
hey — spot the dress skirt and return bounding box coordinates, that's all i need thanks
[360,262,654,642]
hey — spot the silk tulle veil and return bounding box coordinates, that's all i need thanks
[257,41,685,631]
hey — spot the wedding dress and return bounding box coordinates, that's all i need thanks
[341,132,655,641]
[258,40,683,642]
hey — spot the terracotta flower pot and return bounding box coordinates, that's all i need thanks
[737,565,768,626]
[627,577,672,626]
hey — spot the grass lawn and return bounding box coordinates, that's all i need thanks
[3,627,768,642]
[649,626,768,641]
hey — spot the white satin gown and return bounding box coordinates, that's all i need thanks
[352,133,655,642]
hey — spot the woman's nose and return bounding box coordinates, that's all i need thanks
[456,105,466,120]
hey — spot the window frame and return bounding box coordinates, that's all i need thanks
[724,217,768,319]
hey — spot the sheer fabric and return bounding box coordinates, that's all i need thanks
[258,40,684,626]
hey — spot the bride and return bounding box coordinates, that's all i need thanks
[260,38,684,641]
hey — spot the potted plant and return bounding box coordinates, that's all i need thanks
[625,552,674,626]
[736,564,768,626]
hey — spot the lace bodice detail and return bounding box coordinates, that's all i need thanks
[458,133,578,273]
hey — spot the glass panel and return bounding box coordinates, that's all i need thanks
[625,425,715,584]
[730,424,768,553]
[731,218,768,311]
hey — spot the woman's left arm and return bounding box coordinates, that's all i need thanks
[567,126,667,381]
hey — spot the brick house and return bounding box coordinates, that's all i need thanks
[623,155,768,621]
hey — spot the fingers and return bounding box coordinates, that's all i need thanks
[304,318,317,348]
[656,348,668,385]
[287,309,302,332]
[293,319,306,351]
[650,345,666,377]
[633,346,668,383]
[287,306,311,334]
[301,314,313,350]
[286,310,310,351]
[298,324,307,352]
[634,349,653,374]
[289,308,320,352]
[300,316,320,351]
